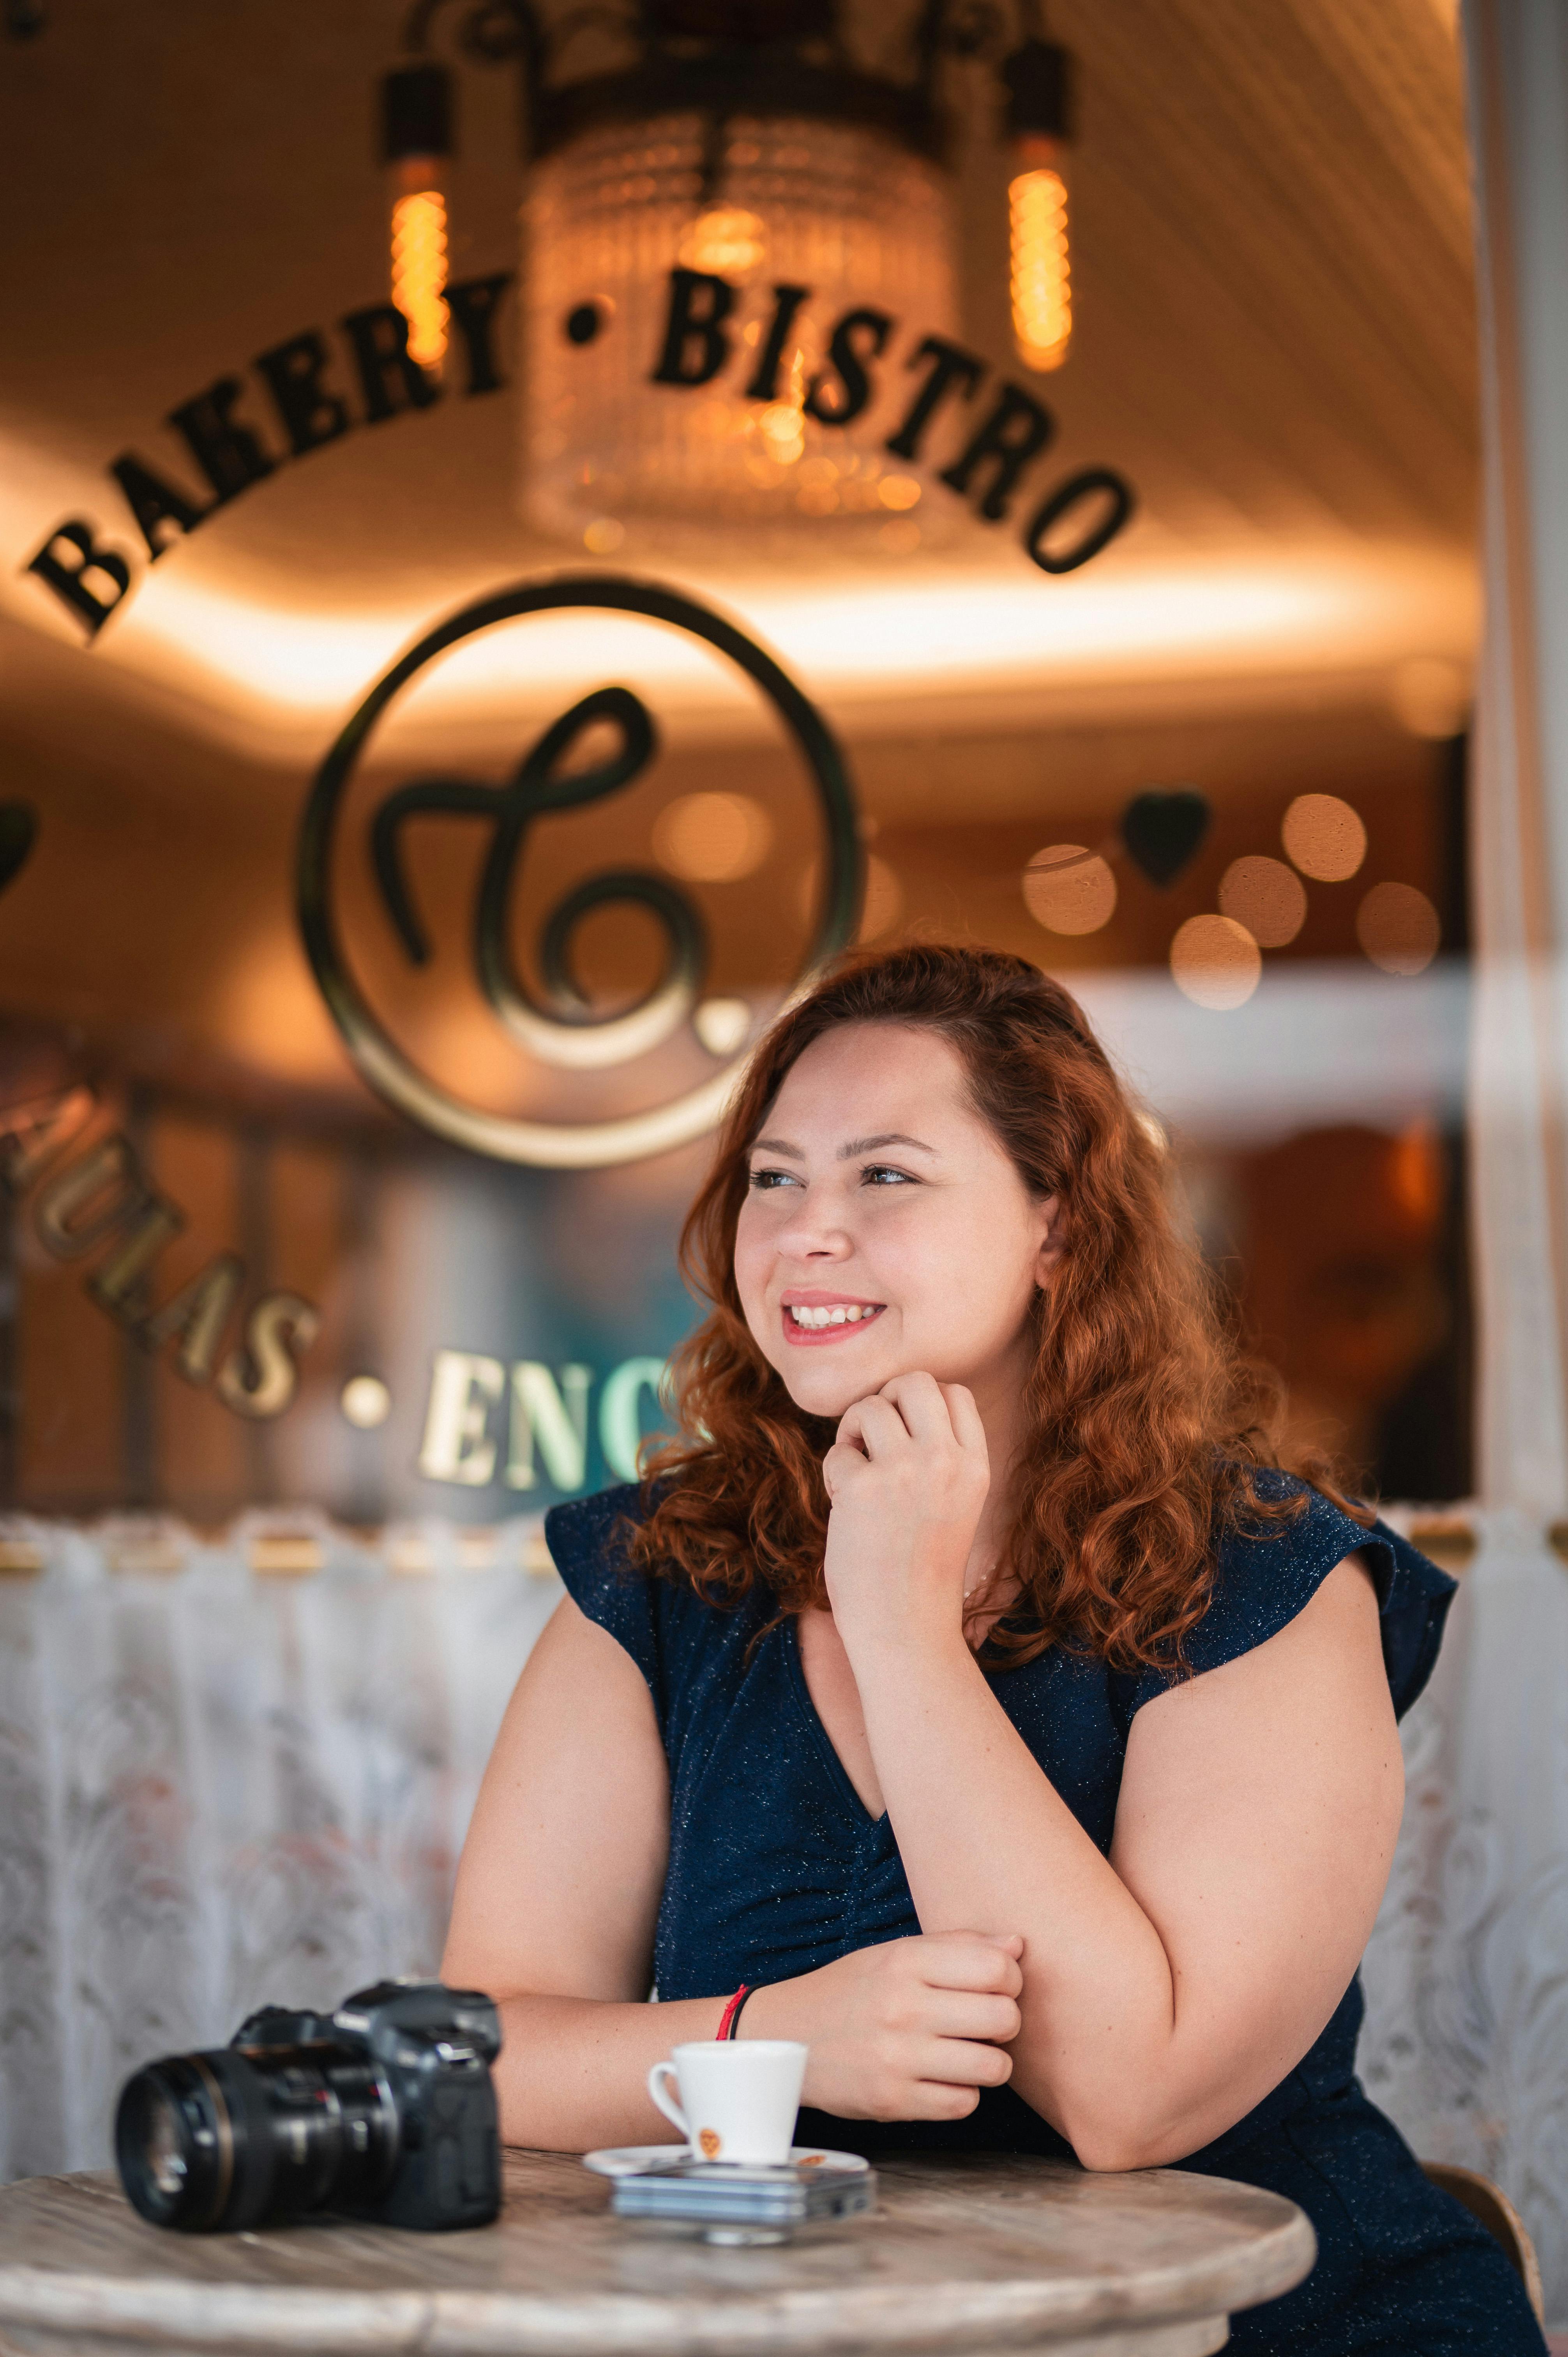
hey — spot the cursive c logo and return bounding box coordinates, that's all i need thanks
[297,575,862,1168]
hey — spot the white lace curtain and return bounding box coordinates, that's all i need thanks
[0,1515,560,2180]
[1362,1511,1568,2322]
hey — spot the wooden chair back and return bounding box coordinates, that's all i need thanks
[1422,2162,1546,2326]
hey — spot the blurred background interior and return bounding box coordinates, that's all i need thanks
[7,4,1568,2329]
[0,0,1478,1525]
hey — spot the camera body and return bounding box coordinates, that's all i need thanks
[116,1979,502,2234]
[234,1980,503,2232]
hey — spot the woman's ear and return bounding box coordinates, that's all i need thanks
[1035,1194,1065,1285]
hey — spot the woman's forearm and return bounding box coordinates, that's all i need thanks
[489,1992,728,2151]
[848,1630,1189,2165]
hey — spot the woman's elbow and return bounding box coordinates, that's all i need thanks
[1072,2126,1165,2174]
[1053,2091,1190,2175]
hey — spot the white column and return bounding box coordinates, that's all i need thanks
[1358,14,1568,2322]
[1464,0,1568,1511]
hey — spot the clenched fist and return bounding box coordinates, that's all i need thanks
[745,1931,1024,2122]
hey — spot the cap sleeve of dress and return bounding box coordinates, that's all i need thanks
[544,1484,664,1721]
[1123,1469,1457,1723]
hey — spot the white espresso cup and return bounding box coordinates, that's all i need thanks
[646,2040,807,2166]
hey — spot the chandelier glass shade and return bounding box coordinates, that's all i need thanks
[522,111,957,544]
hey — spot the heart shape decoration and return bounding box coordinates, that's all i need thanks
[0,802,36,896]
[1120,788,1211,889]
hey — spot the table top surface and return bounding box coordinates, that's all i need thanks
[0,2149,1316,2355]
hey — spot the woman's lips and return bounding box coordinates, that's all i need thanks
[780,1300,887,1347]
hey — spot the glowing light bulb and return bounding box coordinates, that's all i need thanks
[678,207,767,275]
[756,344,807,469]
[1009,133,1072,374]
[391,157,449,373]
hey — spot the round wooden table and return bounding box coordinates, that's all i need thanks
[0,2148,1315,2357]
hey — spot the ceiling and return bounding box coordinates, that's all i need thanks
[0,0,1478,768]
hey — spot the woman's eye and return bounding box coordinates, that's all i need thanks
[862,1164,916,1187]
[748,1167,798,1191]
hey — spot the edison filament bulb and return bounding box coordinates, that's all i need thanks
[1009,131,1072,374]
[391,155,449,373]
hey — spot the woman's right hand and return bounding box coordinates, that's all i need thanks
[745,1932,1024,2121]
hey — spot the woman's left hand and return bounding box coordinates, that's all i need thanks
[822,1372,991,1654]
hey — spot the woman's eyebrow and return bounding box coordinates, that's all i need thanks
[839,1133,936,1159]
[750,1135,805,1159]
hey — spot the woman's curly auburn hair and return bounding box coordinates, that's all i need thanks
[630,941,1363,1673]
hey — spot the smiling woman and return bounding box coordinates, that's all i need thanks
[633,945,1310,1665]
[441,945,1547,2357]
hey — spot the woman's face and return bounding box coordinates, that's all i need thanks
[734,1021,1059,1425]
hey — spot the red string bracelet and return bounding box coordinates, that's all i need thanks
[715,1984,754,2041]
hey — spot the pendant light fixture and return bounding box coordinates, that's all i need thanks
[1002,16,1075,374]
[381,60,453,374]
[376,1,1081,541]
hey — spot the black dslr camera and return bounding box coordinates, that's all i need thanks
[115,1979,502,2234]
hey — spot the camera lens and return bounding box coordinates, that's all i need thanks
[116,2058,238,2232]
[117,2043,398,2232]
[143,2089,189,2200]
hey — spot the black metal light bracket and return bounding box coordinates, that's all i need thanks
[1001,35,1073,141]
[381,0,1073,176]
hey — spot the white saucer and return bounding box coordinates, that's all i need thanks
[583,2144,869,2178]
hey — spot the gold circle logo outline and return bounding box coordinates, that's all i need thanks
[295,572,864,1169]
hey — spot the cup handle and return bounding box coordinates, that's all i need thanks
[646,2059,690,2141]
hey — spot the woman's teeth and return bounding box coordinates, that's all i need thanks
[788,1304,881,1328]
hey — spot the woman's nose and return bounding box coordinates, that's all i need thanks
[773,1187,853,1260]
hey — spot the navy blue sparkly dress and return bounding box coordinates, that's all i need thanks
[545,1474,1546,2355]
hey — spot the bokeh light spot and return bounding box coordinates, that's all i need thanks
[1356,881,1441,975]
[1022,844,1117,936]
[1218,854,1307,948]
[1282,793,1367,882]
[877,474,922,511]
[653,792,773,883]
[679,207,767,274]
[1170,914,1262,1009]
[341,1375,392,1430]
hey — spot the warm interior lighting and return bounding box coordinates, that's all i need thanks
[653,791,773,883]
[391,161,449,373]
[755,347,809,471]
[1169,914,1262,1011]
[1389,654,1471,739]
[1218,855,1308,947]
[526,112,954,534]
[1010,134,1072,373]
[678,207,767,275]
[1357,882,1441,975]
[52,529,1472,743]
[1023,844,1116,935]
[758,403,806,465]
[1282,793,1367,882]
[877,475,922,510]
